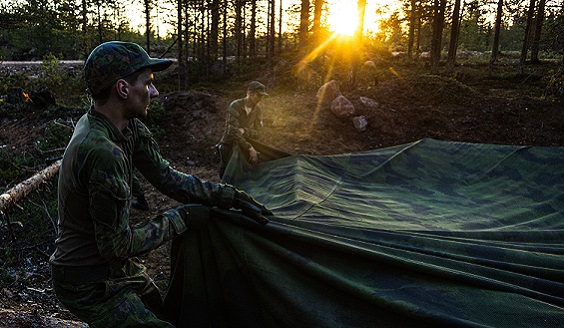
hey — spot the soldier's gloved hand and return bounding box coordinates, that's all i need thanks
[216,185,272,225]
[231,189,272,225]
[177,204,210,227]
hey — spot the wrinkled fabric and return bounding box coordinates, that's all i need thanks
[164,139,564,328]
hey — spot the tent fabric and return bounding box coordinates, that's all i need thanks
[163,139,564,327]
[245,138,293,162]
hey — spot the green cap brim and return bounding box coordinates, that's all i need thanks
[143,59,173,72]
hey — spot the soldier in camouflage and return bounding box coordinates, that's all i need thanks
[217,81,268,178]
[49,41,271,328]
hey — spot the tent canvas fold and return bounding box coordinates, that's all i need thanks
[164,139,564,327]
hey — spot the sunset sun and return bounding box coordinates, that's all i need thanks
[327,2,359,36]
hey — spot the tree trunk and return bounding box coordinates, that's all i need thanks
[489,0,503,75]
[81,0,88,58]
[355,0,366,42]
[235,0,243,65]
[278,0,283,52]
[250,0,257,58]
[96,0,102,43]
[268,0,276,60]
[446,0,462,71]
[198,0,206,79]
[144,0,151,54]
[518,0,537,74]
[312,0,323,44]
[430,0,447,73]
[407,0,416,60]
[299,0,310,49]
[0,160,62,213]
[184,1,190,77]
[210,0,220,62]
[416,16,421,56]
[222,0,227,75]
[530,0,546,63]
[346,0,366,91]
[242,3,247,61]
[177,0,183,90]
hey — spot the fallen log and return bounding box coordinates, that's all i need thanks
[0,159,62,213]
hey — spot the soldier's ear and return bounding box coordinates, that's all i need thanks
[116,79,129,99]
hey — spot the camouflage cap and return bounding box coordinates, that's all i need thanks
[84,41,173,95]
[247,81,268,96]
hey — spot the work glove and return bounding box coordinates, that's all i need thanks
[177,203,211,227]
[218,185,272,225]
[232,189,272,225]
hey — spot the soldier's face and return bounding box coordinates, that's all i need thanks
[126,69,159,119]
[247,91,264,106]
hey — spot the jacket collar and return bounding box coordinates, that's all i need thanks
[88,109,132,142]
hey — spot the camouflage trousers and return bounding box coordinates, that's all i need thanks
[52,259,174,328]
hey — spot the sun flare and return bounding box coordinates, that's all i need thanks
[327,2,359,36]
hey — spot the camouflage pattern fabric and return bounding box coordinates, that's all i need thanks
[164,139,564,327]
[219,98,264,152]
[218,97,266,177]
[84,41,172,95]
[53,259,174,328]
[51,110,234,267]
[51,110,240,327]
[131,169,145,198]
[218,138,291,179]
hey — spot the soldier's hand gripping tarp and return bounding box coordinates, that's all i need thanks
[163,139,564,327]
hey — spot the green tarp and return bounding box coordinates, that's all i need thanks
[163,139,564,327]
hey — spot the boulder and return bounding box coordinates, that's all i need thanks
[330,95,355,119]
[352,115,368,132]
[316,80,341,106]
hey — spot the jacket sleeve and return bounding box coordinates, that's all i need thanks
[88,144,189,261]
[131,120,235,208]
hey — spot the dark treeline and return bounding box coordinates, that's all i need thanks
[0,0,562,89]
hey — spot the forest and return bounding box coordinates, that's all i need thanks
[1,0,563,87]
[1,0,563,326]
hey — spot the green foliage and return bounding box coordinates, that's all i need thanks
[143,100,167,141]
[0,73,30,98]
[458,0,492,52]
[375,11,405,50]
[41,53,63,88]
[543,8,564,53]
[0,54,85,108]
[36,119,74,152]
[37,53,87,106]
[543,63,564,103]
[0,147,35,187]
[1,0,81,60]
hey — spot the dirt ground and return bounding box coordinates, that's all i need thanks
[0,58,563,327]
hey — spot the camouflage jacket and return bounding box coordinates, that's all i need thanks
[50,110,234,268]
[219,98,263,151]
